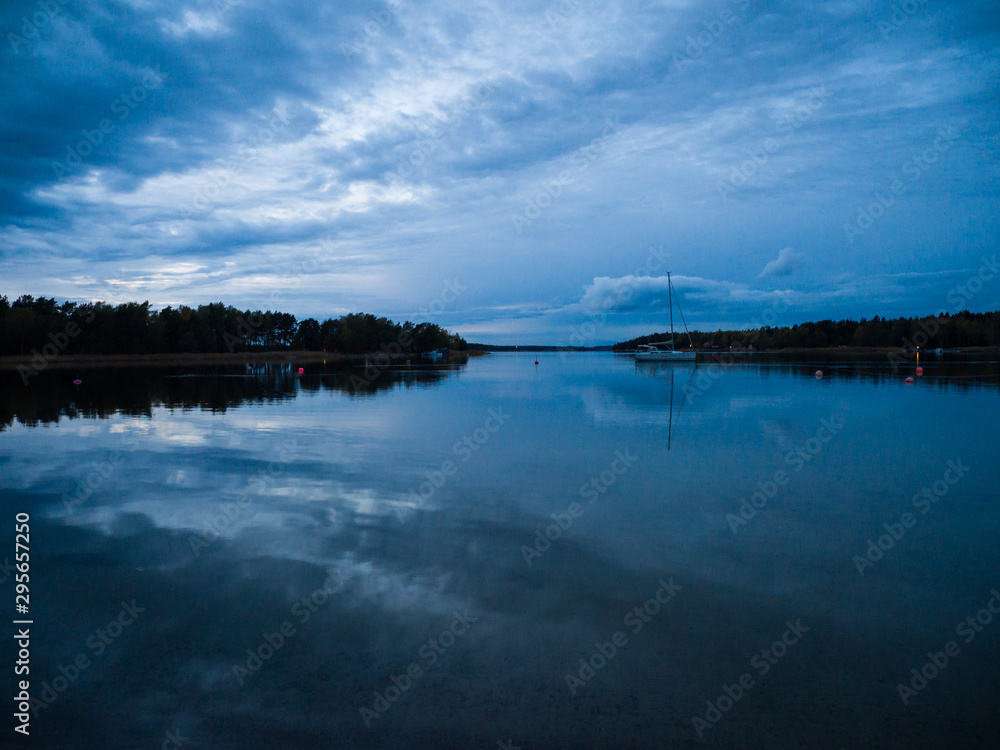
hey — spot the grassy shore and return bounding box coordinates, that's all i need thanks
[0,349,487,371]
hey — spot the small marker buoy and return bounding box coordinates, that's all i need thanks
[73,379,82,385]
[298,367,304,374]
[905,377,914,384]
[534,360,539,365]
[814,370,823,379]
[915,367,924,376]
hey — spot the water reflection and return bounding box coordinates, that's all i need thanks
[0,359,466,430]
[632,361,699,450]
[1,353,998,749]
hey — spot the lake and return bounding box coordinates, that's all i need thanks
[2,352,999,748]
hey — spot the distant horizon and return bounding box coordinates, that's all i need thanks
[4,263,999,345]
[4,291,997,349]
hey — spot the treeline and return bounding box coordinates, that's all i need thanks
[0,296,467,357]
[613,311,1000,351]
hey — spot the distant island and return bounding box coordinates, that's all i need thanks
[0,295,467,358]
[613,311,1000,352]
[5,296,999,366]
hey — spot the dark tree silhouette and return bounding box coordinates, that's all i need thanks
[613,311,1000,351]
[0,295,466,357]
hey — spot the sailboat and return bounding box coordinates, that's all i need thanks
[635,272,696,362]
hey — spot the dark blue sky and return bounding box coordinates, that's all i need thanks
[1,0,998,343]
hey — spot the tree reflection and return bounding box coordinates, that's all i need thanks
[0,361,465,430]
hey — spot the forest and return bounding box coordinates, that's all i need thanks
[613,311,1000,351]
[0,296,467,357]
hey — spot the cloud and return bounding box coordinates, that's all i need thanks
[0,0,998,342]
[579,274,796,315]
[758,247,806,279]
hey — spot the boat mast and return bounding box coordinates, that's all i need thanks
[668,272,675,352]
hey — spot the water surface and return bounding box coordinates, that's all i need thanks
[2,353,998,748]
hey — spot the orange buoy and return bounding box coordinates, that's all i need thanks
[814,370,823,379]
[905,377,914,384]
[915,367,924,376]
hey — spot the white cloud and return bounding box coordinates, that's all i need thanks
[158,9,227,38]
[579,274,797,314]
[758,247,806,279]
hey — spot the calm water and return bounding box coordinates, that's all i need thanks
[2,353,999,749]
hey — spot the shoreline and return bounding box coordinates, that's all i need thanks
[0,346,996,371]
[0,349,487,371]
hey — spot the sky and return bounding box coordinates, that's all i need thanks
[1,0,998,345]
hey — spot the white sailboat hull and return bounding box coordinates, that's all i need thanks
[635,350,696,361]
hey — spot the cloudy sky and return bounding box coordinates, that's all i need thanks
[1,0,997,344]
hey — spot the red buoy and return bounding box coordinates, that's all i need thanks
[73,379,82,385]
[814,370,823,379]
[905,377,914,384]
[298,367,304,374]
[915,367,924,376]
[534,360,539,365]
